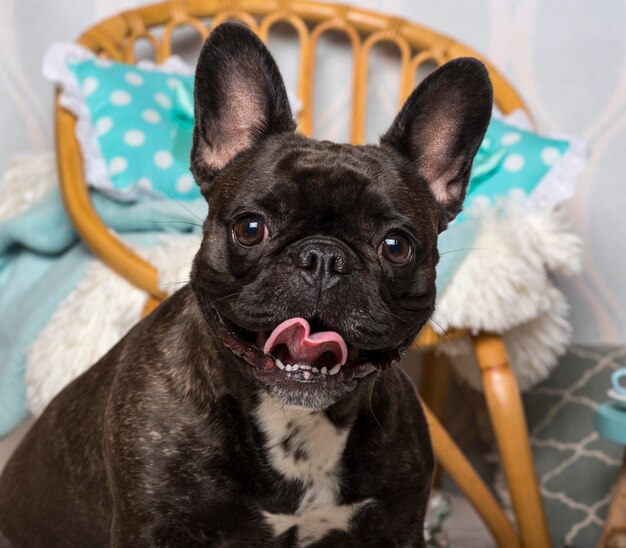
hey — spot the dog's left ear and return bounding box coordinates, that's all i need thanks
[381,58,492,231]
[191,22,296,189]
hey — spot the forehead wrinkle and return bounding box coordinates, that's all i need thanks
[261,142,416,226]
[273,140,389,174]
[284,177,402,241]
[223,135,432,233]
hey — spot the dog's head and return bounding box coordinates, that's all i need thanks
[190,23,492,409]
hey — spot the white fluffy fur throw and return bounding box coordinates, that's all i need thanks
[434,198,581,390]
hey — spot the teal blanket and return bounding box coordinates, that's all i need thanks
[0,189,475,437]
[0,190,206,436]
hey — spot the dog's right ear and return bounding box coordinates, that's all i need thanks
[191,23,296,191]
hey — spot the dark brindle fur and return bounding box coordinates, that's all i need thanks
[0,23,491,547]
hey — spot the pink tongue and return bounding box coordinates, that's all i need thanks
[263,318,348,366]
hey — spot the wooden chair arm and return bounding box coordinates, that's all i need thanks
[55,99,166,301]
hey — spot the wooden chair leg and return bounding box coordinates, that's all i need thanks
[422,402,521,548]
[598,452,626,548]
[473,333,552,548]
[420,351,451,487]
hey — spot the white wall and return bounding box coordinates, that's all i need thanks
[1,0,624,343]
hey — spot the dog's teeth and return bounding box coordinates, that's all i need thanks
[300,364,311,371]
[285,364,293,371]
[276,359,285,370]
[321,367,328,375]
[312,367,319,373]
[292,364,300,371]
[329,364,342,375]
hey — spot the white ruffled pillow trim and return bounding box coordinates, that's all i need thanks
[493,108,589,211]
[42,43,195,201]
[42,43,303,202]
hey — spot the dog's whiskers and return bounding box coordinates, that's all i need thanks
[227,294,265,314]
[160,280,190,289]
[377,309,411,327]
[368,380,387,437]
[175,199,205,223]
[412,341,425,356]
[149,220,203,228]
[208,291,244,306]
[439,247,491,257]
[429,315,453,343]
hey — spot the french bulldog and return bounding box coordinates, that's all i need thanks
[0,22,491,547]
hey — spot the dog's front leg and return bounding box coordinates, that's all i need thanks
[106,394,277,547]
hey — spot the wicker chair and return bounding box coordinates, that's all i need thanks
[55,1,551,546]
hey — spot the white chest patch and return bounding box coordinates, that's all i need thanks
[254,394,373,546]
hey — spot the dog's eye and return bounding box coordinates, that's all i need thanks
[379,232,412,265]
[233,216,269,247]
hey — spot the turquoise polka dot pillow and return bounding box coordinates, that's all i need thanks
[44,44,586,208]
[460,111,587,221]
[43,43,202,201]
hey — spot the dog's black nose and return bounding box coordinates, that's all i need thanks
[295,240,351,289]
